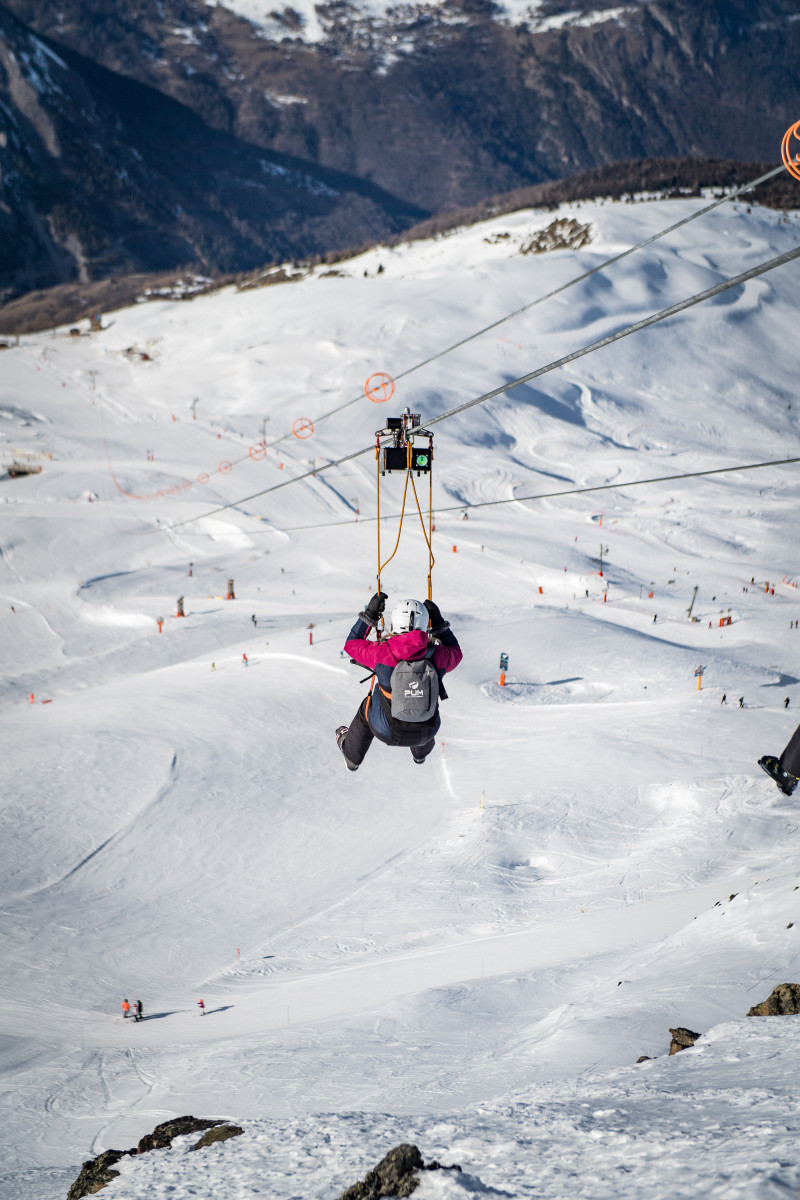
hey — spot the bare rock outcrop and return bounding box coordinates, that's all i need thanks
[336,1143,461,1200]
[638,981,800,1064]
[66,1116,241,1199]
[190,1123,245,1151]
[66,1149,129,1200]
[135,1115,227,1154]
[747,983,800,1017]
[668,1027,701,1055]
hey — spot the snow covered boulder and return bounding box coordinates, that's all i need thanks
[337,1143,461,1199]
[747,982,800,1016]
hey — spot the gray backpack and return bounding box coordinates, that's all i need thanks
[390,656,439,723]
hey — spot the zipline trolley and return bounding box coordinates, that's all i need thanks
[374,408,435,609]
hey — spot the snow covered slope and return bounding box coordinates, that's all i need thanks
[1,194,800,1199]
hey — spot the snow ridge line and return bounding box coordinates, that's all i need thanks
[258,163,788,451]
[425,239,800,427]
[157,166,792,504]
[52,753,179,890]
[169,239,800,531]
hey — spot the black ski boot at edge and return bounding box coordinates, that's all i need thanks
[758,755,797,796]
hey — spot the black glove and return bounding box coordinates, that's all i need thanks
[360,591,388,627]
[424,598,449,635]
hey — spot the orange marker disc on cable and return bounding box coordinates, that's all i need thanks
[364,372,395,403]
[292,418,314,439]
[781,120,800,182]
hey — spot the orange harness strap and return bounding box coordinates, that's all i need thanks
[364,675,377,724]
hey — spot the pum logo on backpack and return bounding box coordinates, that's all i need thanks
[390,657,439,722]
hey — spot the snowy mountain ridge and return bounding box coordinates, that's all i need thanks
[1,192,800,1199]
[208,0,643,47]
[4,0,799,304]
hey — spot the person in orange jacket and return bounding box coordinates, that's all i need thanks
[121,999,131,1019]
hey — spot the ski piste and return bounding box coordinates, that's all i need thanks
[1,191,800,1200]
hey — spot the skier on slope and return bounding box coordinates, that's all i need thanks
[336,592,462,771]
[759,721,800,796]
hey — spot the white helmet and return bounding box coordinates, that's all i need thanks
[390,598,427,634]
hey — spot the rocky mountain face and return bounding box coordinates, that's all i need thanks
[2,0,799,303]
[7,0,800,207]
[0,3,425,302]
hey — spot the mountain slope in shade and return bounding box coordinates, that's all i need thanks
[0,4,426,303]
[4,0,800,218]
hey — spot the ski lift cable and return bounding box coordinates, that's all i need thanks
[264,454,800,533]
[167,238,800,531]
[255,162,787,454]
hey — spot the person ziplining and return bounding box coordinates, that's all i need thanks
[335,410,462,770]
[336,593,462,770]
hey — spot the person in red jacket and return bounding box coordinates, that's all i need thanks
[336,592,462,771]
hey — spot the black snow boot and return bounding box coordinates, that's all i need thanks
[336,726,359,772]
[410,738,434,764]
[758,755,797,796]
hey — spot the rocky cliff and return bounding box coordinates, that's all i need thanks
[0,3,425,302]
[6,0,799,214]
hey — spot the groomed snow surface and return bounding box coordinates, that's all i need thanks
[1,195,800,1199]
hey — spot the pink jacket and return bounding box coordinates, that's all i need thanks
[344,628,463,675]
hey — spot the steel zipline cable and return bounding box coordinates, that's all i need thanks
[167,238,800,532]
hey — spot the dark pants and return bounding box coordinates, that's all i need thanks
[779,721,800,777]
[342,696,435,767]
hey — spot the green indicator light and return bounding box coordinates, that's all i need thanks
[415,454,428,466]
